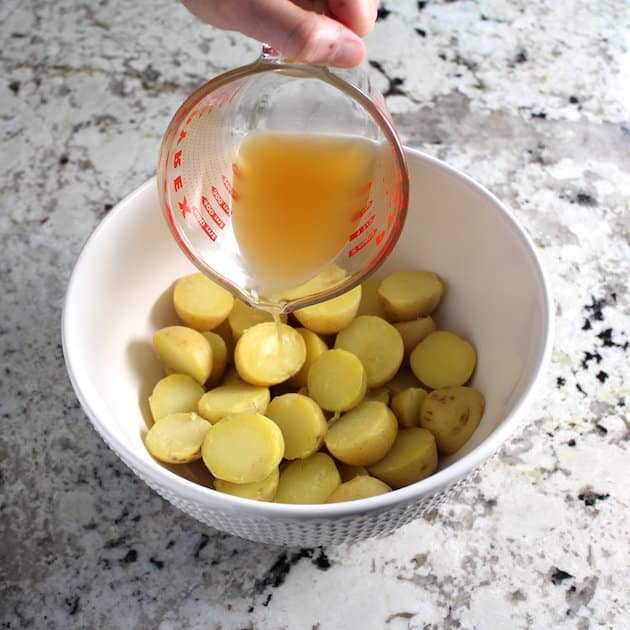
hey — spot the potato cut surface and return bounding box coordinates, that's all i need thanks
[307,349,367,412]
[201,331,228,387]
[145,412,211,464]
[294,285,362,334]
[420,386,485,454]
[326,475,392,503]
[266,393,327,460]
[214,467,279,502]
[287,328,328,387]
[324,400,398,466]
[384,368,423,395]
[149,374,205,422]
[153,326,212,384]
[368,428,438,488]
[390,387,428,428]
[363,386,390,405]
[202,413,284,483]
[173,273,234,331]
[410,330,477,389]
[274,452,341,504]
[197,382,270,424]
[334,315,404,388]
[234,322,306,386]
[377,271,443,321]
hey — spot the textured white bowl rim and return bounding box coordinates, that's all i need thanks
[62,147,554,520]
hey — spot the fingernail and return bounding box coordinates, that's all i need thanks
[331,37,365,68]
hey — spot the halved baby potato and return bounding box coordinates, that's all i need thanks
[214,467,279,502]
[420,386,485,455]
[294,285,362,334]
[334,315,404,388]
[377,271,443,321]
[153,326,212,385]
[202,413,284,484]
[173,273,234,331]
[326,475,392,503]
[145,412,211,464]
[197,381,270,424]
[274,452,341,504]
[148,373,205,422]
[234,322,306,386]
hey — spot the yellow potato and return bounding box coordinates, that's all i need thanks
[357,278,387,318]
[282,265,348,301]
[202,413,284,483]
[419,386,485,454]
[392,317,436,362]
[228,300,287,341]
[336,462,369,482]
[211,318,235,364]
[334,315,404,388]
[287,328,328,388]
[148,374,205,422]
[410,330,477,389]
[173,273,234,331]
[145,412,211,464]
[197,382,270,424]
[274,452,341,504]
[153,326,212,384]
[363,386,390,405]
[384,368,423,395]
[201,331,228,387]
[377,271,444,321]
[390,387,428,428]
[234,322,306,386]
[368,428,438,489]
[326,475,392,503]
[324,400,398,466]
[307,349,366,412]
[294,285,362,334]
[214,467,279,502]
[266,393,327,460]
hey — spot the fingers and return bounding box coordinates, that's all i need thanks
[180,0,370,67]
[327,0,379,37]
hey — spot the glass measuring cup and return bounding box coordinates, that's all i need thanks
[157,46,409,312]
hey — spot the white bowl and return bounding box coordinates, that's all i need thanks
[62,148,553,546]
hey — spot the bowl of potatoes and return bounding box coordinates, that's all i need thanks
[62,148,553,546]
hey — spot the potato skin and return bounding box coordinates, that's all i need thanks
[419,386,485,455]
[326,475,391,503]
[368,428,438,489]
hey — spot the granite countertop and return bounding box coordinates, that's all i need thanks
[1,1,629,628]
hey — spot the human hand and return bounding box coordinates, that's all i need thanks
[181,0,378,68]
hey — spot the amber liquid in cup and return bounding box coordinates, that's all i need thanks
[230,131,376,304]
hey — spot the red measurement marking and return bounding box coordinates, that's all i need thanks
[173,150,182,169]
[202,196,225,229]
[376,230,385,246]
[349,213,375,241]
[232,162,240,178]
[162,177,167,194]
[356,180,372,196]
[387,213,395,228]
[222,175,239,201]
[173,175,183,192]
[191,205,217,241]
[176,129,187,146]
[351,199,373,222]
[178,196,191,218]
[212,186,230,216]
[348,228,377,257]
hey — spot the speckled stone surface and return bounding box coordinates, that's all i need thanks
[1,1,629,628]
